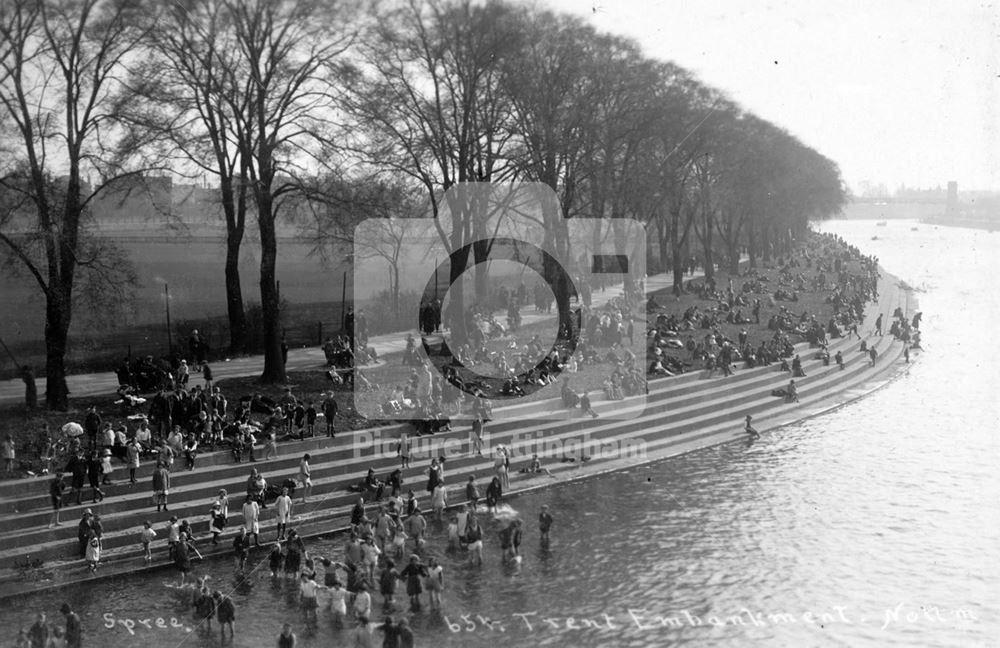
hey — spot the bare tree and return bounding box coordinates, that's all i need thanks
[216,0,353,383]
[0,0,154,410]
[127,0,255,355]
[347,0,520,344]
[501,9,608,335]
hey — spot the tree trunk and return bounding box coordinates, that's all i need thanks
[221,175,248,356]
[445,249,470,345]
[761,223,772,263]
[702,220,714,281]
[258,201,286,384]
[670,206,685,295]
[224,233,247,356]
[43,288,72,411]
[728,240,741,275]
[747,222,758,269]
[657,226,669,277]
[472,239,490,300]
[392,264,400,316]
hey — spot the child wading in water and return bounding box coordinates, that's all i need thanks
[539,505,554,545]
[425,557,444,609]
[399,554,429,611]
[379,559,398,607]
[299,572,321,627]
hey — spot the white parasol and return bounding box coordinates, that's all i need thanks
[61,422,84,437]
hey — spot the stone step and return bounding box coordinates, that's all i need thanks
[0,337,907,583]
[0,331,868,515]
[0,339,895,563]
[0,336,876,532]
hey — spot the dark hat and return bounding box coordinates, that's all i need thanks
[59,603,71,614]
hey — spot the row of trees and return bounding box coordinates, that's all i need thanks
[0,0,846,410]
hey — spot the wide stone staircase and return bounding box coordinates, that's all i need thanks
[0,277,915,597]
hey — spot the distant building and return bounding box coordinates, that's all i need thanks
[946,181,958,218]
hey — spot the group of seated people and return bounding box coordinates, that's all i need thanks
[602,366,646,400]
[323,336,380,369]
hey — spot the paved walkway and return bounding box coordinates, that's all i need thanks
[0,273,676,406]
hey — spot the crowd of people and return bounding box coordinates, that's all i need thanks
[59,446,556,647]
[5,229,916,647]
[644,232,884,382]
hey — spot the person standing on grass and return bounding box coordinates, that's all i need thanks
[152,460,170,512]
[48,474,65,528]
[299,454,312,504]
[202,363,214,392]
[140,520,156,562]
[20,365,37,411]
[322,392,338,437]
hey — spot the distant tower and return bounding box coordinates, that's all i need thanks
[946,181,958,218]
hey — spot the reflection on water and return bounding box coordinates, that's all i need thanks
[1,220,997,647]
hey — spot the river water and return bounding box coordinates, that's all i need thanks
[1,219,997,648]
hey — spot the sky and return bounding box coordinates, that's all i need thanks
[545,0,1000,193]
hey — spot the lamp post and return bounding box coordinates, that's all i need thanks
[164,283,173,355]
